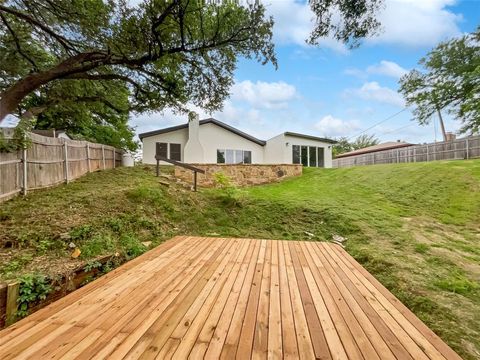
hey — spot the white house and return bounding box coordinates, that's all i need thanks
[139,115,336,168]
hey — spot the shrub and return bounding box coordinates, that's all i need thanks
[17,273,52,318]
[213,172,241,205]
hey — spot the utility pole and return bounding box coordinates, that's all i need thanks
[436,106,447,142]
[434,95,447,142]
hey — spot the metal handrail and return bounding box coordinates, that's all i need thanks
[154,155,205,191]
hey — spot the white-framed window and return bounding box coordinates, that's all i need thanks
[156,142,181,161]
[217,149,252,164]
[292,145,325,167]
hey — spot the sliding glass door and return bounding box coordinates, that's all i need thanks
[292,145,325,167]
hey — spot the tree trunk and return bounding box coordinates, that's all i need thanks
[0,53,107,122]
[0,73,53,121]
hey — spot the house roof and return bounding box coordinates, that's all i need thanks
[138,118,266,146]
[284,132,337,144]
[139,118,337,147]
[335,141,414,159]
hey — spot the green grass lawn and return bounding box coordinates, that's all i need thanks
[1,161,479,359]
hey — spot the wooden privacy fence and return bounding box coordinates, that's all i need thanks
[333,135,480,168]
[0,129,122,202]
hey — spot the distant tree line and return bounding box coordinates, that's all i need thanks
[333,134,379,157]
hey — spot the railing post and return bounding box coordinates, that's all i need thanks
[64,141,69,183]
[86,143,91,172]
[22,140,27,195]
[102,145,106,170]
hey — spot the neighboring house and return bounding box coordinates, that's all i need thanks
[32,129,71,140]
[139,116,336,168]
[335,141,414,159]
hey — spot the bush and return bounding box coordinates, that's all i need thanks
[213,172,241,205]
[17,273,52,318]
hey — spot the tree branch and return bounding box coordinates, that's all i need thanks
[0,12,38,70]
[0,4,78,53]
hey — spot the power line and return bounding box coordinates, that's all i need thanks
[380,122,415,136]
[347,108,408,140]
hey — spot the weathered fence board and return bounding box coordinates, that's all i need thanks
[333,135,480,168]
[0,129,122,202]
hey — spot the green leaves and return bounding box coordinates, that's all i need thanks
[399,27,480,134]
[308,0,384,48]
[0,1,276,148]
[17,274,52,318]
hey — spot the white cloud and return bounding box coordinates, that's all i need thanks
[266,0,462,50]
[314,115,361,138]
[231,80,298,109]
[345,81,405,107]
[264,1,348,53]
[370,0,462,47]
[367,60,408,78]
[345,60,408,80]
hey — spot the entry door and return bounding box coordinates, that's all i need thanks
[301,146,308,167]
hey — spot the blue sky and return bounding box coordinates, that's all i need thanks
[133,0,480,144]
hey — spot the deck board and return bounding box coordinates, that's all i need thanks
[0,236,461,360]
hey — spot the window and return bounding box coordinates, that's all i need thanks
[226,150,234,164]
[217,149,252,164]
[169,143,181,161]
[243,151,252,164]
[292,145,325,167]
[156,142,181,161]
[317,147,325,167]
[292,145,300,164]
[217,149,225,163]
[309,146,317,167]
[155,142,167,159]
[235,150,243,164]
[301,146,308,167]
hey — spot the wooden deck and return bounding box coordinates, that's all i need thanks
[0,236,460,360]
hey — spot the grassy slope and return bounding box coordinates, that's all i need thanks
[248,161,480,359]
[1,161,479,359]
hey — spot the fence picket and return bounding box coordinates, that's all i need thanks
[0,130,122,202]
[333,135,480,168]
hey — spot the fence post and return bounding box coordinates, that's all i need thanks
[413,147,416,163]
[102,145,106,170]
[426,144,429,162]
[466,138,469,159]
[86,143,91,172]
[113,148,116,168]
[21,142,27,195]
[64,141,69,183]
[396,149,400,163]
[5,281,19,326]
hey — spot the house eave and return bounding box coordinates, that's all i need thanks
[284,132,337,144]
[139,118,266,146]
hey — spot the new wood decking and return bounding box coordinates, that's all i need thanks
[0,236,460,360]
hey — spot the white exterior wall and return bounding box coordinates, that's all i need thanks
[264,133,288,163]
[283,134,333,168]
[184,114,204,162]
[141,122,334,167]
[198,123,265,163]
[141,128,188,164]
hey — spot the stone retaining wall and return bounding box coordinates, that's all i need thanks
[174,164,302,187]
